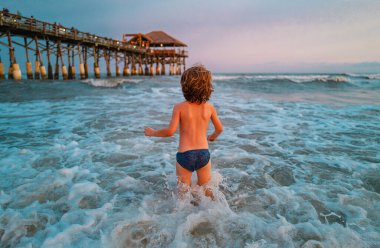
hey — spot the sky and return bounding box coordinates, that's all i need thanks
[1,0,380,73]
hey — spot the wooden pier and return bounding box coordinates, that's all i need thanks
[0,10,188,80]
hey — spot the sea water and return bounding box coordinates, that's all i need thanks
[0,73,379,248]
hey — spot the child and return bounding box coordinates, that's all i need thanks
[144,64,223,198]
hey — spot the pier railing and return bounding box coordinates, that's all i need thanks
[0,11,146,53]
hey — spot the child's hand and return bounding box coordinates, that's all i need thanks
[144,127,156,137]
[207,135,216,142]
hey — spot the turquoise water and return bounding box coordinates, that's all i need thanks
[0,74,379,247]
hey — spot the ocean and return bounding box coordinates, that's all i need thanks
[0,73,379,247]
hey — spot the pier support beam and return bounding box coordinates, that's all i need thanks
[104,49,111,77]
[24,37,33,79]
[46,40,53,79]
[178,61,182,75]
[155,59,160,75]
[138,63,143,75]
[123,52,129,76]
[115,50,120,77]
[57,41,68,80]
[144,63,149,76]
[7,33,13,79]
[150,62,154,76]
[169,61,173,76]
[77,45,85,79]
[161,59,165,75]
[131,55,136,76]
[83,47,88,79]
[35,37,47,80]
[138,56,143,76]
[54,49,59,80]
[67,45,73,79]
[93,47,100,78]
[71,47,76,79]
[0,57,5,79]
[7,31,22,80]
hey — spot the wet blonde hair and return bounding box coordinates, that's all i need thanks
[180,64,213,104]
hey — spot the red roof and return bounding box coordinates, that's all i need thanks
[145,31,187,47]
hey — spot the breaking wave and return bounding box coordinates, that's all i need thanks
[82,78,144,88]
[213,74,350,84]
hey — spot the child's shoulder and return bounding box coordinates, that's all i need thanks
[174,101,187,109]
[175,101,214,109]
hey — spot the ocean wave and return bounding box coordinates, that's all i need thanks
[343,73,380,80]
[122,78,144,84]
[82,78,143,88]
[213,75,242,81]
[366,74,380,80]
[82,79,123,88]
[213,74,350,84]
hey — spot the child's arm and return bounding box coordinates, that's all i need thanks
[208,105,223,142]
[144,105,180,137]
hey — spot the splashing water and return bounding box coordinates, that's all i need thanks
[0,73,380,247]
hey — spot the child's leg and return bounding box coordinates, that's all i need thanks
[176,162,192,197]
[196,161,214,199]
[176,162,192,185]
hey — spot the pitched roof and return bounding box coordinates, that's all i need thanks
[145,31,187,47]
[124,33,153,43]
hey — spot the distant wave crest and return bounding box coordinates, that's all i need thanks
[82,78,143,87]
[213,75,350,84]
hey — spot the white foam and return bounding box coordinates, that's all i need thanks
[366,74,380,80]
[114,176,139,189]
[214,74,350,83]
[1,74,379,247]
[213,75,241,81]
[82,78,123,87]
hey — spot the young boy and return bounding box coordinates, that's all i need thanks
[144,65,223,197]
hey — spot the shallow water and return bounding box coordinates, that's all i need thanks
[0,74,380,247]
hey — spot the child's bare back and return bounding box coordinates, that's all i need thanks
[177,101,219,152]
[144,65,223,198]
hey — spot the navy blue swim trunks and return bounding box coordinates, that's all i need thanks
[176,149,210,172]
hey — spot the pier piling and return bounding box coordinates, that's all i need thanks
[0,57,5,79]
[155,61,160,75]
[131,55,136,76]
[115,50,120,77]
[35,37,47,80]
[93,47,100,78]
[123,52,129,76]
[150,62,154,76]
[46,40,53,79]
[71,46,75,79]
[84,47,88,79]
[0,56,5,79]
[161,59,165,75]
[67,45,72,79]
[7,31,22,80]
[78,45,85,79]
[54,51,59,80]
[57,41,68,80]
[24,37,33,79]
[104,49,111,77]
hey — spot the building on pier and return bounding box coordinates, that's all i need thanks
[124,31,187,75]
